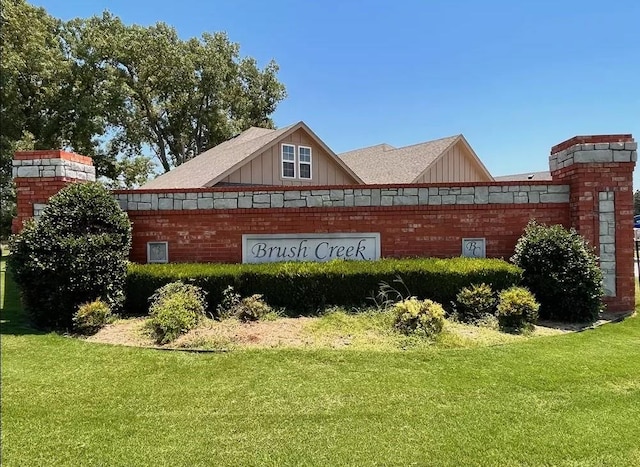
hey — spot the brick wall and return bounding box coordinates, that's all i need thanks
[11,150,95,232]
[11,135,637,312]
[125,203,571,264]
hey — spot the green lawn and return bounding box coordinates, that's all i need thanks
[2,255,640,466]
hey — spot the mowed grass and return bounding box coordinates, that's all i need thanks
[2,254,640,466]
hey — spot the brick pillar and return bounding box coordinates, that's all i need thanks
[12,150,95,233]
[549,135,637,312]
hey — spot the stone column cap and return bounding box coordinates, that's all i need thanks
[551,135,633,155]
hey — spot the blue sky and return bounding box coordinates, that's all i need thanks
[31,0,640,180]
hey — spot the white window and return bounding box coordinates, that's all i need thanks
[281,144,295,179]
[299,146,312,179]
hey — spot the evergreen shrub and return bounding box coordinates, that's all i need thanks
[454,283,497,323]
[496,286,539,333]
[125,258,522,317]
[148,281,207,344]
[9,182,131,329]
[392,298,446,338]
[511,221,603,322]
[73,299,113,335]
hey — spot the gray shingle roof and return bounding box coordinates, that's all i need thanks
[142,125,295,189]
[493,171,552,182]
[339,135,461,184]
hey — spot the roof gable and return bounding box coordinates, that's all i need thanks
[339,135,463,184]
[142,122,364,189]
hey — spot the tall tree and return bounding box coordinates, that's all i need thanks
[68,13,287,172]
[1,2,286,235]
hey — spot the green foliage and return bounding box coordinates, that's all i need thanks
[235,295,273,322]
[73,299,112,335]
[215,286,272,322]
[148,281,207,344]
[125,258,522,317]
[1,1,286,202]
[8,182,131,329]
[511,221,603,322]
[496,286,539,333]
[67,12,287,173]
[216,285,242,318]
[392,298,446,338]
[454,283,497,323]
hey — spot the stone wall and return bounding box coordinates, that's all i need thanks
[114,183,570,212]
[12,155,96,181]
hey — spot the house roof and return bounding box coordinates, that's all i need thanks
[339,135,493,184]
[493,171,552,182]
[142,121,364,188]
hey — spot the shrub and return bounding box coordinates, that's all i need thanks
[216,286,272,322]
[8,182,132,329]
[235,294,272,322]
[454,283,497,323]
[73,300,113,335]
[125,257,522,317]
[216,285,242,318]
[496,287,539,333]
[511,221,603,322]
[392,298,446,338]
[148,281,207,344]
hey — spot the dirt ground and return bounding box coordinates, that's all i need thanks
[84,311,632,351]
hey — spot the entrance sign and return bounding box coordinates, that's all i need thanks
[242,233,381,264]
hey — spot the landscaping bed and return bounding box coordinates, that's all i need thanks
[84,310,575,352]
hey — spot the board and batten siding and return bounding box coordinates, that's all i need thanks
[416,142,492,184]
[219,128,359,186]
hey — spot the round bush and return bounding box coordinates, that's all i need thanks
[9,182,131,329]
[454,283,497,323]
[73,300,112,335]
[496,286,539,333]
[148,281,207,344]
[511,221,603,323]
[392,297,445,338]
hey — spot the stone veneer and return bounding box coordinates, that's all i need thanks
[598,191,616,296]
[115,184,570,212]
[549,141,637,171]
[12,157,96,181]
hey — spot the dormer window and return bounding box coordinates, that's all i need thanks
[282,144,295,178]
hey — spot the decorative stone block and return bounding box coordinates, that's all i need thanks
[489,192,514,203]
[197,198,214,209]
[214,199,237,209]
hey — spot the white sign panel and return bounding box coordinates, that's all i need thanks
[462,238,486,258]
[242,233,381,264]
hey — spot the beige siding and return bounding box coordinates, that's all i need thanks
[417,141,491,184]
[219,128,359,186]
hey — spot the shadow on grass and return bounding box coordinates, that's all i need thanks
[0,255,45,336]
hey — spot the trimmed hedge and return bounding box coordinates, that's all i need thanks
[125,258,522,317]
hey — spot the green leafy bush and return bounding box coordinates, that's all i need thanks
[496,287,539,333]
[216,286,272,322]
[511,221,603,322]
[148,281,207,344]
[454,283,497,323]
[235,294,272,322]
[216,285,242,318]
[9,182,131,329]
[73,299,112,335]
[392,298,446,338]
[125,258,522,317]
